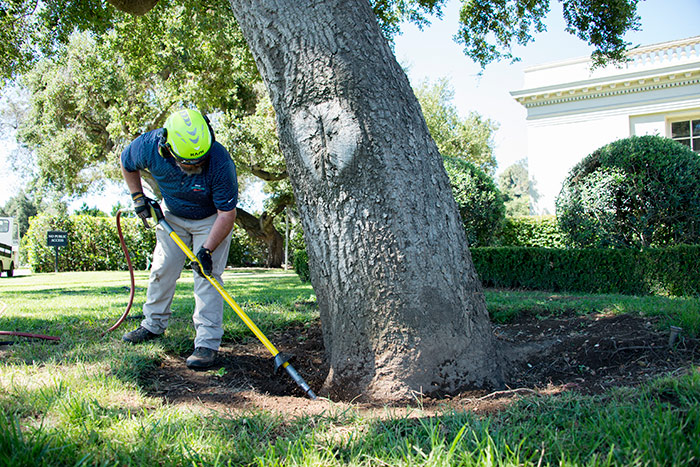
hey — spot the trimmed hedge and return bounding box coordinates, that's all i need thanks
[472,246,700,296]
[495,215,565,248]
[293,249,310,283]
[291,244,700,296]
[24,213,267,272]
[556,135,700,248]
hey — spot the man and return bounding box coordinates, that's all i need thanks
[120,108,238,370]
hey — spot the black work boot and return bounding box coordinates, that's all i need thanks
[186,347,218,369]
[122,326,160,344]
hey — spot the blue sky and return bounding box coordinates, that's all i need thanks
[1,0,699,212]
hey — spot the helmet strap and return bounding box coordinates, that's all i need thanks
[158,129,173,159]
[203,114,216,144]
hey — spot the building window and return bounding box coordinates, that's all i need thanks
[671,119,700,152]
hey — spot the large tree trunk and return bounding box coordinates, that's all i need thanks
[230,0,503,401]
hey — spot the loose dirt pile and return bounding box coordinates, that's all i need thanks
[143,309,699,416]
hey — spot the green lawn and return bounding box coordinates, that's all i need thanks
[1,270,698,466]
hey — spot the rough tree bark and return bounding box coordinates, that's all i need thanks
[108,0,503,401]
[229,0,503,400]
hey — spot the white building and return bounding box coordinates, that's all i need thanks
[511,35,700,214]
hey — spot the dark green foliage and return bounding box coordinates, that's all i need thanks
[472,246,700,296]
[496,215,565,248]
[289,228,310,282]
[456,0,640,68]
[556,136,700,249]
[23,213,156,272]
[293,249,311,283]
[15,0,258,198]
[0,0,116,80]
[3,0,644,85]
[370,0,447,41]
[443,156,505,246]
[561,0,641,67]
[457,0,550,68]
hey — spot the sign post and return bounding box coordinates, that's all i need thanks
[46,230,68,273]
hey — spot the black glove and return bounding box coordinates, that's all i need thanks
[132,192,153,220]
[132,192,164,224]
[191,247,213,277]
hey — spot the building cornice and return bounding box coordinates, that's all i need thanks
[511,66,700,109]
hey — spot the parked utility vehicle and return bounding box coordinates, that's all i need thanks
[0,217,19,277]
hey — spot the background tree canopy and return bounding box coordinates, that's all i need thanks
[498,159,540,217]
[0,189,38,237]
[14,0,258,196]
[1,0,642,82]
[414,78,498,174]
[456,0,641,68]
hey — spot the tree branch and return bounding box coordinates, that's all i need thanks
[105,0,160,15]
[248,164,288,181]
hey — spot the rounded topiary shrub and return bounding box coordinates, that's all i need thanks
[556,135,700,248]
[443,156,505,246]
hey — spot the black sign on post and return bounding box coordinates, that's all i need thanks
[47,230,68,273]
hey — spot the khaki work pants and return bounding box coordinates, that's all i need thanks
[140,209,233,351]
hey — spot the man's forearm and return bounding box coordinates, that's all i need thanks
[204,209,237,251]
[121,163,144,195]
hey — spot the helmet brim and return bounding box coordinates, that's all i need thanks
[173,152,209,165]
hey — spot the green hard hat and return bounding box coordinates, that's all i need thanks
[163,109,213,163]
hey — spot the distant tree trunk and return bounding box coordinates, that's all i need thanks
[106,0,158,15]
[235,208,284,267]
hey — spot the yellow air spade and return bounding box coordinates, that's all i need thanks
[144,203,317,400]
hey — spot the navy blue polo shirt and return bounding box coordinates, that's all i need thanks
[121,129,238,219]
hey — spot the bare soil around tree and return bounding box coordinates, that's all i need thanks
[142,307,699,417]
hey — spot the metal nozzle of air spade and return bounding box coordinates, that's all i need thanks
[274,353,317,400]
